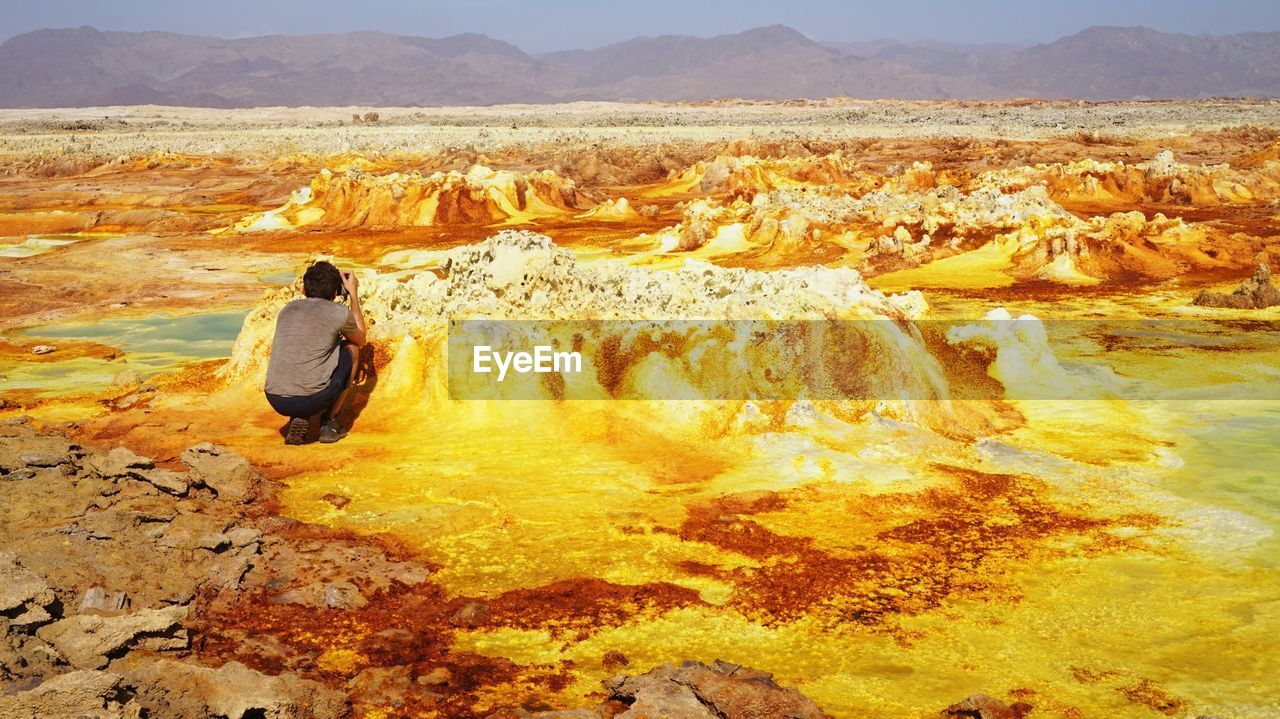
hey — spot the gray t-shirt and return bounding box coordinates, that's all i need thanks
[265,298,359,397]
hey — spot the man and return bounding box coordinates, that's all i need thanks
[264,261,367,444]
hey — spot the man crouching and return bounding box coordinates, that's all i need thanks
[265,261,367,444]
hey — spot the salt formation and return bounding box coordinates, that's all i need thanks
[980,150,1280,206]
[225,231,925,374]
[647,164,1259,283]
[856,174,1261,282]
[422,231,923,321]
[643,191,847,261]
[668,153,869,197]
[222,165,580,232]
[576,197,642,221]
[856,185,1072,238]
[219,232,1016,434]
[947,309,1106,399]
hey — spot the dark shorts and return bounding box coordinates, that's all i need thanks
[265,345,354,418]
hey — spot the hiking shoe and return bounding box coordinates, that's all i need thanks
[284,417,309,445]
[318,419,347,444]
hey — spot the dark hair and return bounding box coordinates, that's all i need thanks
[303,261,342,300]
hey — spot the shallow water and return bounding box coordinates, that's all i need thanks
[2,309,247,392]
[1174,405,1280,531]
[0,235,78,258]
[0,232,122,258]
[258,268,298,285]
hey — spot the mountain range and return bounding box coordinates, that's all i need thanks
[2,24,1278,108]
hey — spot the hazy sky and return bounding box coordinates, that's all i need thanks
[3,0,1279,53]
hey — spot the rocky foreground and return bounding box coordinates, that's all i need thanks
[4,421,813,719]
[0,418,1041,719]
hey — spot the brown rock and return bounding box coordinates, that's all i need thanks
[943,694,1034,719]
[604,659,829,719]
[0,552,56,622]
[0,466,37,482]
[268,584,324,608]
[388,563,431,586]
[77,586,131,614]
[449,601,490,628]
[89,446,155,478]
[10,433,80,468]
[2,603,52,629]
[321,493,351,509]
[602,651,630,671]
[181,443,260,503]
[36,605,188,669]
[1193,263,1280,309]
[605,663,716,719]
[417,666,451,687]
[226,526,263,549]
[0,670,125,719]
[127,659,347,719]
[202,553,255,591]
[135,468,190,496]
[111,387,154,411]
[322,582,367,610]
[348,665,427,710]
[155,512,236,552]
[0,632,64,684]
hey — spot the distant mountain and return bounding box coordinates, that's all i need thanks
[976,26,1280,99]
[541,25,996,101]
[826,28,1280,100]
[824,39,1020,66]
[0,26,560,107]
[1,24,1278,108]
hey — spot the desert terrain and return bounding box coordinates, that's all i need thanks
[2,100,1280,718]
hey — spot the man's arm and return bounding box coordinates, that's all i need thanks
[340,270,368,347]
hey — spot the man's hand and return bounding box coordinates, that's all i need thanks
[340,269,368,346]
[341,270,359,296]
